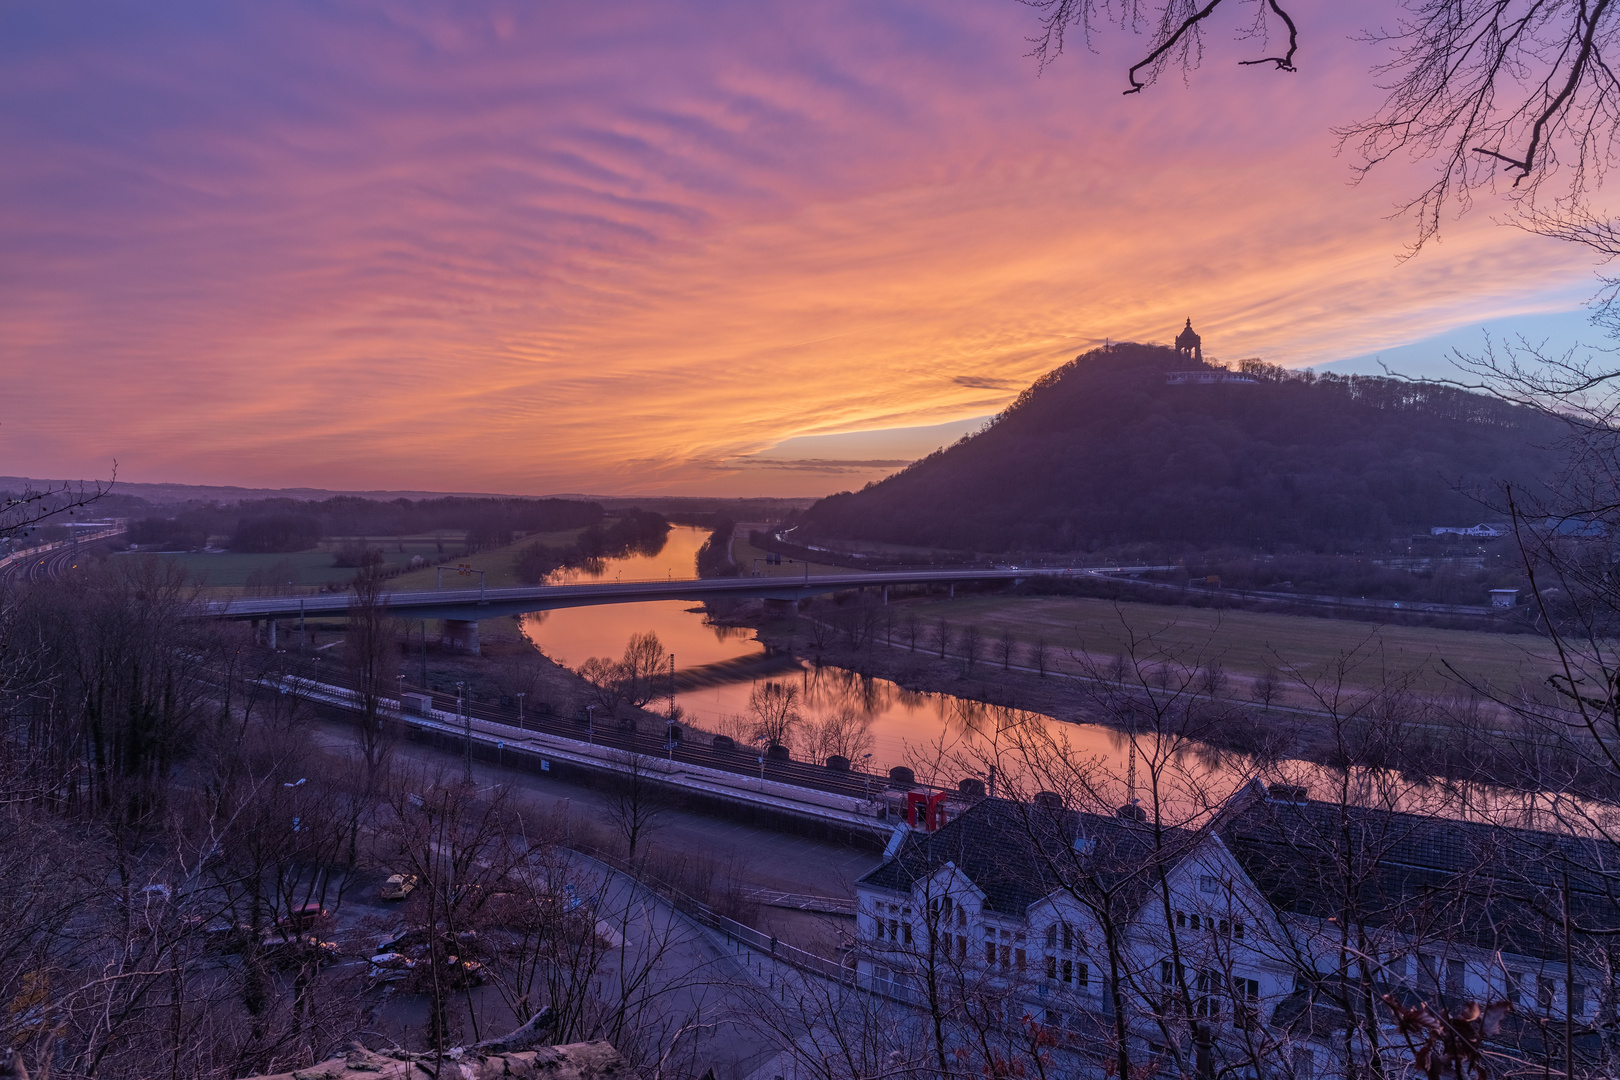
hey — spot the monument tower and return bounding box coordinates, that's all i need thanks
[1174,318,1203,363]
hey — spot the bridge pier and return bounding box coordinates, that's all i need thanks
[267,619,278,649]
[441,619,481,655]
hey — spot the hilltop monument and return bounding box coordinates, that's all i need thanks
[1174,318,1203,362]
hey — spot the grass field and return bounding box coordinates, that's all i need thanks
[124,532,474,592]
[384,528,588,591]
[899,593,1565,695]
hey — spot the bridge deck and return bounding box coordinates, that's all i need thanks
[202,567,1112,620]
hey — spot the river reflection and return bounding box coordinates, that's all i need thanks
[521,527,1230,789]
[518,527,1602,828]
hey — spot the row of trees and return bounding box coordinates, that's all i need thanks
[0,556,729,1078]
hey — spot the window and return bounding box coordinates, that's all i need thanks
[1045,1008,1064,1028]
[1190,914,1200,931]
[1061,923,1075,951]
[1176,911,1186,928]
[956,908,966,928]
[986,941,997,965]
[1045,925,1058,949]
[1572,982,1588,1018]
[1046,955,1058,980]
[1076,962,1089,989]
[887,918,898,942]
[1538,975,1557,1014]
[1000,945,1011,969]
[957,935,967,962]
[1445,958,1465,1001]
[1061,959,1074,984]
[1195,970,1223,1019]
[1015,948,1026,972]
[901,922,912,945]
[1233,977,1260,1029]
[1233,921,1245,941]
[1200,874,1219,893]
[1218,919,1230,936]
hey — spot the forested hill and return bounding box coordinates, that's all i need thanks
[799,343,1568,553]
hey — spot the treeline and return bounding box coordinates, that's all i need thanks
[513,508,669,583]
[127,496,606,553]
[800,342,1569,553]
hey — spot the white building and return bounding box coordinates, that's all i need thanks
[854,781,1616,1078]
[1429,524,1507,538]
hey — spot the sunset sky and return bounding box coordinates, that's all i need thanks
[2,1,1609,498]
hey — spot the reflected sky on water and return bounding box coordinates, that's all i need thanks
[515,528,1590,827]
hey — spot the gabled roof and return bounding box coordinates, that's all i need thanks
[1216,789,1620,961]
[858,797,1200,918]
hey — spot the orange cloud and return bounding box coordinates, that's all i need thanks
[0,0,1601,496]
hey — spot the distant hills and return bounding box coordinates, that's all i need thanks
[798,343,1568,553]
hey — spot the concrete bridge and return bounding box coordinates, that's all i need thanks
[204,567,1125,651]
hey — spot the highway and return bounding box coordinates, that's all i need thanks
[0,527,124,587]
[201,565,1167,622]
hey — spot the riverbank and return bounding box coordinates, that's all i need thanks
[720,594,1609,799]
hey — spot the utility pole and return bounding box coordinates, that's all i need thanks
[457,682,471,782]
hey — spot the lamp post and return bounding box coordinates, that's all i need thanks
[516,692,526,728]
[395,674,405,711]
[456,681,471,782]
[861,752,874,801]
[586,704,596,746]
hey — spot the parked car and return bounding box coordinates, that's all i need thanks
[379,874,418,901]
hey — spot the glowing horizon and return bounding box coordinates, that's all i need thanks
[0,1,1603,498]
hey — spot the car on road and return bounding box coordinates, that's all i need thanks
[379,873,418,901]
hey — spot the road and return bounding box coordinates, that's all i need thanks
[201,565,1167,622]
[0,527,124,586]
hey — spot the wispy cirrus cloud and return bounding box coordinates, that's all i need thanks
[0,0,1600,497]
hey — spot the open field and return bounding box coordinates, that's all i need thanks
[383,528,589,590]
[900,592,1566,695]
[114,546,428,590]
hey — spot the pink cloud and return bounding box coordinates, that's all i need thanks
[0,0,1601,496]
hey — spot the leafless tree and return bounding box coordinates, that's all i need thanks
[903,609,922,652]
[931,621,952,660]
[619,630,668,709]
[746,680,804,749]
[378,769,527,1055]
[1017,1,1620,252]
[997,627,1016,670]
[1029,635,1051,677]
[604,748,670,861]
[1251,665,1283,708]
[345,562,398,784]
[802,703,876,763]
[958,623,983,677]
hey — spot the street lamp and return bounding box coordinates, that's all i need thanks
[586,704,596,746]
[516,692,526,727]
[861,752,874,801]
[456,681,471,782]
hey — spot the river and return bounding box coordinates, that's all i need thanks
[522,528,1257,797]
[519,527,1597,827]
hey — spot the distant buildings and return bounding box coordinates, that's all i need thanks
[1429,523,1507,538]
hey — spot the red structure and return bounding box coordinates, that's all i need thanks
[905,791,949,831]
